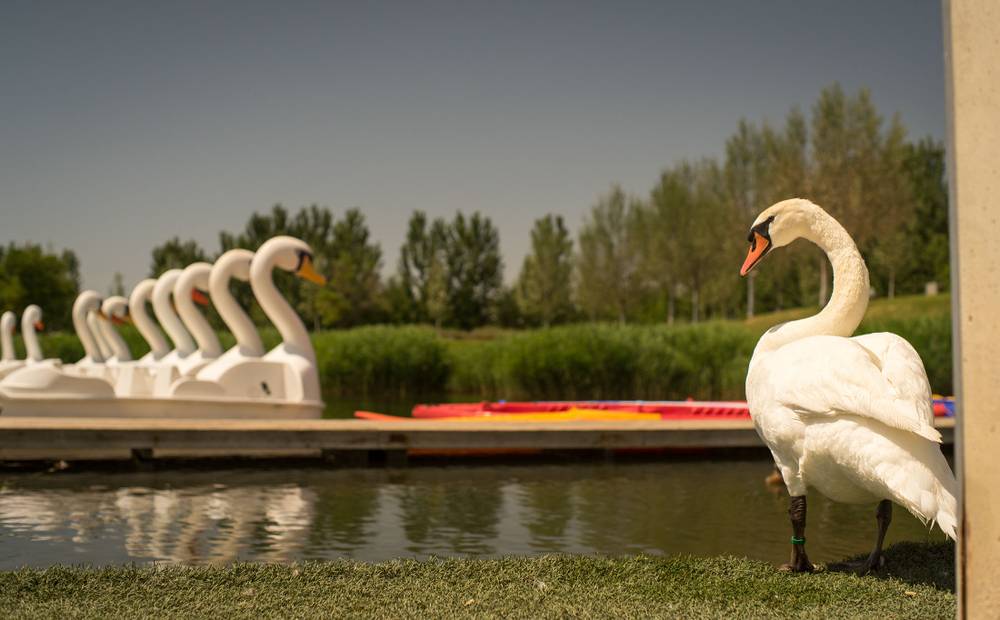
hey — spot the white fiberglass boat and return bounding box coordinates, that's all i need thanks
[0,311,24,379]
[20,305,61,368]
[0,237,326,419]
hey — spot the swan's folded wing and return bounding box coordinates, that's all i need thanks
[851,332,935,427]
[770,336,941,442]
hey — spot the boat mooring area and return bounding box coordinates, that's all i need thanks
[0,416,955,464]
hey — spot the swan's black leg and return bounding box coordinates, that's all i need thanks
[779,495,814,573]
[857,500,892,574]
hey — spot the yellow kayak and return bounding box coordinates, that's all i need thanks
[438,408,661,423]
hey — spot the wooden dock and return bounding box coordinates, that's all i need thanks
[0,416,955,463]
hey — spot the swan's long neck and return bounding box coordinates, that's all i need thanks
[88,313,114,359]
[211,250,264,357]
[72,295,104,363]
[98,317,131,361]
[152,271,196,356]
[175,264,222,358]
[251,246,314,359]
[21,308,43,362]
[101,299,133,361]
[0,313,15,361]
[130,279,170,359]
[754,210,869,356]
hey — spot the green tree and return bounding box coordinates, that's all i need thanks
[726,108,816,315]
[109,272,125,297]
[425,251,449,328]
[516,215,575,326]
[648,162,731,323]
[396,211,448,323]
[868,115,917,298]
[576,185,643,323]
[313,208,383,327]
[149,237,208,277]
[0,243,80,331]
[758,109,815,312]
[219,205,295,252]
[901,138,950,291]
[724,119,765,318]
[444,212,503,329]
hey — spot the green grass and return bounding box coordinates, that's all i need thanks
[446,321,757,400]
[0,542,955,619]
[314,325,451,398]
[743,293,951,337]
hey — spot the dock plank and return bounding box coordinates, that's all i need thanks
[0,417,955,460]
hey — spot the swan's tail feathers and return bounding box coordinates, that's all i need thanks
[916,466,958,540]
[933,482,959,541]
[882,398,942,443]
[885,434,958,540]
[935,507,958,540]
[914,424,942,444]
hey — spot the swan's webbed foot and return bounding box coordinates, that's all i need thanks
[778,554,815,573]
[829,499,893,576]
[829,553,886,576]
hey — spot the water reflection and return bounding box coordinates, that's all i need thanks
[0,461,948,568]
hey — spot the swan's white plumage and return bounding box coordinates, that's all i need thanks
[745,198,957,541]
[760,334,940,443]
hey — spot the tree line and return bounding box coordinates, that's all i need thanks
[2,83,948,331]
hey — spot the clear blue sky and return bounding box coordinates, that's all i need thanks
[0,1,945,291]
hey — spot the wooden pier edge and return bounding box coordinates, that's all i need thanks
[0,417,955,462]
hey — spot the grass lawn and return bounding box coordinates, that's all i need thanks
[0,542,954,619]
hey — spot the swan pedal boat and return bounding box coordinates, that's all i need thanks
[0,237,326,420]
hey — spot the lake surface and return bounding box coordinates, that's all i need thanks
[0,459,948,569]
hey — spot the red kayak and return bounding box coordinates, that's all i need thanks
[406,398,954,420]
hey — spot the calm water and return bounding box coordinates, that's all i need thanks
[0,459,948,569]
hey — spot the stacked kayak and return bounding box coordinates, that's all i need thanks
[355,397,956,422]
[356,408,663,422]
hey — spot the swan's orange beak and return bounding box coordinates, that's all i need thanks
[296,254,327,286]
[96,309,109,320]
[33,321,44,331]
[740,232,771,276]
[111,314,129,326]
[192,289,210,306]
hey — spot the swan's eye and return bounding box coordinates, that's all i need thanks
[748,216,776,245]
[294,250,312,272]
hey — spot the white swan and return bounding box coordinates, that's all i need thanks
[741,198,957,574]
[0,291,116,399]
[20,305,60,367]
[173,262,222,377]
[170,236,325,403]
[0,311,24,379]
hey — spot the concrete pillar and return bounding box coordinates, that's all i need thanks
[943,1,1000,615]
